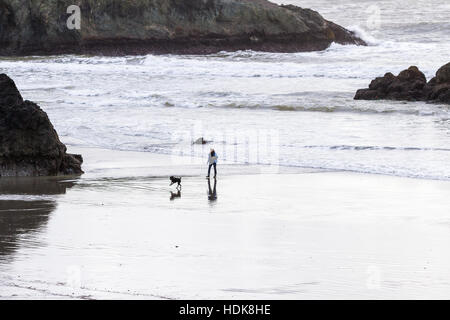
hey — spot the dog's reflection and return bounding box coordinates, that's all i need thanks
[207,178,217,202]
[170,190,181,201]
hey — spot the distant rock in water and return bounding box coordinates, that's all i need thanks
[0,74,83,176]
[193,137,211,145]
[354,66,427,101]
[354,63,450,104]
[0,0,365,56]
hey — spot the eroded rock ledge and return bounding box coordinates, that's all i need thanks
[354,63,450,104]
[0,74,83,176]
[0,0,365,56]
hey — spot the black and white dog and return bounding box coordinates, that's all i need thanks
[169,176,182,189]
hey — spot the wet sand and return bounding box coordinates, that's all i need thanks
[1,147,450,299]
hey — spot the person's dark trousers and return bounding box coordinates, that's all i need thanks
[208,163,217,177]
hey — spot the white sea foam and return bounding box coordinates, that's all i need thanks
[346,25,383,46]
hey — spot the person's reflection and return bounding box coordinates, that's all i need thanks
[207,178,217,202]
[170,190,181,201]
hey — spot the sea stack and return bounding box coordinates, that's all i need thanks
[0,74,83,176]
[354,63,450,104]
[0,0,365,56]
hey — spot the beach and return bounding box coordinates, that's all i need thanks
[1,147,449,299]
[1,0,449,301]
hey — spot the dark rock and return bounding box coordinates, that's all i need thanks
[354,63,450,104]
[436,63,450,84]
[354,72,396,100]
[0,74,83,176]
[397,66,427,83]
[0,0,365,56]
[354,66,427,101]
[193,137,211,145]
[428,83,450,104]
[428,63,450,104]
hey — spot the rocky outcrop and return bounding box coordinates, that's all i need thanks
[0,0,365,56]
[0,74,83,176]
[354,66,427,101]
[354,63,450,104]
[427,63,450,104]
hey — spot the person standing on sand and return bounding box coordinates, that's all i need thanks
[207,148,218,178]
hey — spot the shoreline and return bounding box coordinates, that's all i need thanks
[66,146,330,179]
[67,146,449,182]
[0,36,356,58]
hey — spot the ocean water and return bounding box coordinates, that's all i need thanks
[0,0,449,180]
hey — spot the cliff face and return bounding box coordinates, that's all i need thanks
[0,0,365,55]
[0,74,83,176]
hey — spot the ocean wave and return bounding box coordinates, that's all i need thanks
[2,44,448,83]
[346,25,383,46]
[215,102,448,116]
[274,162,450,182]
[297,145,450,152]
